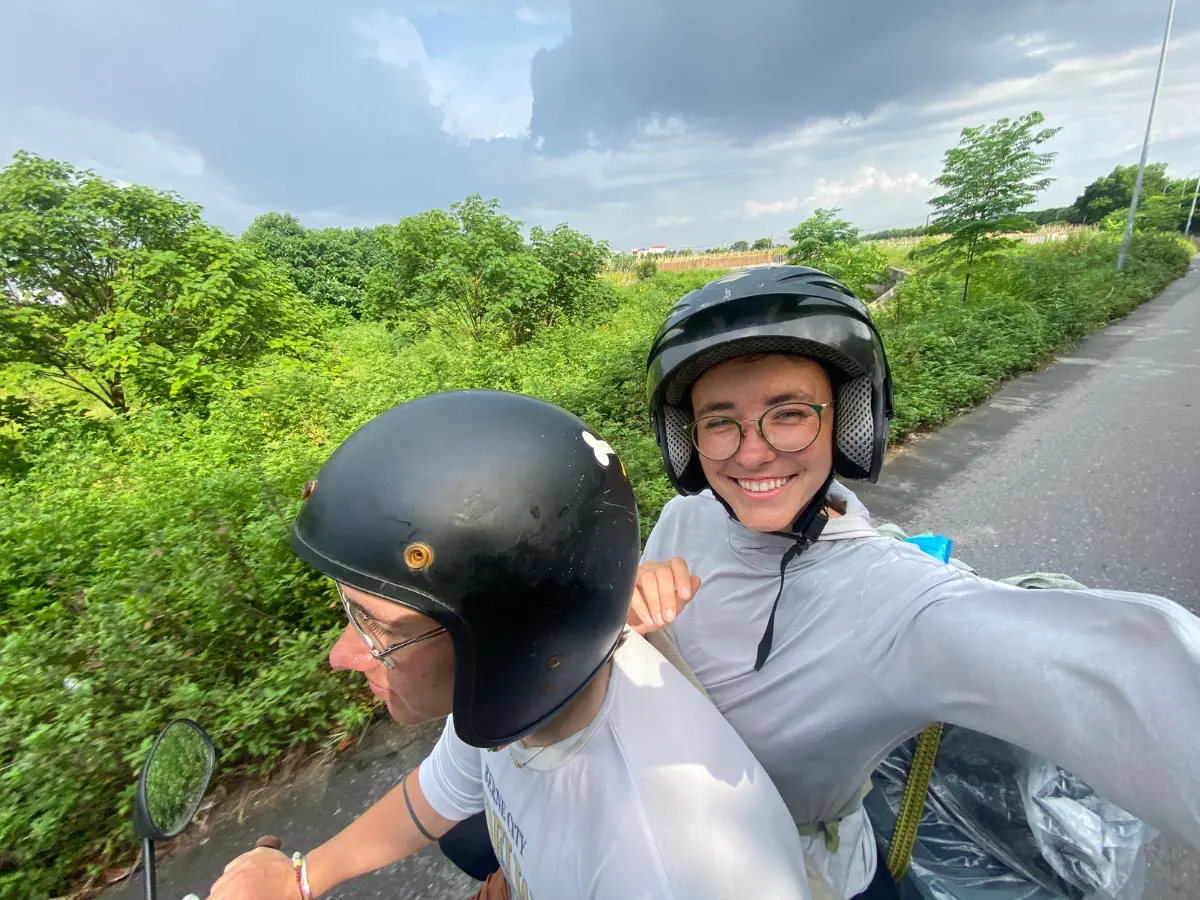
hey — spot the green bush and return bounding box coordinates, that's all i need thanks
[636,257,658,280]
[875,231,1192,439]
[0,231,1193,899]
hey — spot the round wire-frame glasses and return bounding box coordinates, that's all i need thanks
[687,401,829,461]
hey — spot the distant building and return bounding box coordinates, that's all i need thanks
[632,245,668,258]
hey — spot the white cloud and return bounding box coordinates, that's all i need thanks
[350,9,559,142]
[641,116,687,137]
[655,214,694,227]
[351,10,428,70]
[1009,32,1077,59]
[812,166,932,206]
[514,5,554,25]
[3,105,206,186]
[743,197,799,218]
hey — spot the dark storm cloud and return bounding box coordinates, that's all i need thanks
[528,0,1168,153]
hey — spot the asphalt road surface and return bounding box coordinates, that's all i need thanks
[105,258,1199,900]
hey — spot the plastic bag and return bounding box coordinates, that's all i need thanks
[866,725,1156,900]
[1021,757,1156,899]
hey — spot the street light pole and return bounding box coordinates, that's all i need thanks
[1117,0,1177,271]
[1186,173,1200,238]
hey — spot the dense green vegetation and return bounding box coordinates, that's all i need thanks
[1,108,1195,898]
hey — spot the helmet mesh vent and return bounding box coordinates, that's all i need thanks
[836,376,874,471]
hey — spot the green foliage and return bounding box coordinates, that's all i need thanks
[359,196,610,346]
[1026,206,1080,226]
[0,153,319,414]
[1100,191,1188,235]
[1073,163,1171,224]
[752,237,773,250]
[917,111,1061,301]
[729,240,750,252]
[242,213,393,319]
[786,207,860,261]
[812,242,889,297]
[862,226,934,240]
[0,268,722,900]
[785,208,884,295]
[636,257,658,280]
[524,222,614,333]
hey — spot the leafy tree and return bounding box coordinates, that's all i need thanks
[1072,164,1171,224]
[730,240,750,252]
[784,208,885,296]
[526,223,612,330]
[0,152,317,414]
[786,208,860,265]
[369,200,614,344]
[242,214,392,319]
[752,237,773,250]
[917,111,1060,301]
[372,195,551,343]
[636,257,658,280]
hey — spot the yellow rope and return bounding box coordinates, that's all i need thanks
[887,722,945,882]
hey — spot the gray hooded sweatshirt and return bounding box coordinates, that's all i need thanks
[642,481,1200,898]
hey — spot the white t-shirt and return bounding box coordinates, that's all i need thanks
[418,629,816,900]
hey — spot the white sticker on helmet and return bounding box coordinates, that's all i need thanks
[582,431,616,468]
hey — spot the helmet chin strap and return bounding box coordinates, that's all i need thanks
[711,469,836,671]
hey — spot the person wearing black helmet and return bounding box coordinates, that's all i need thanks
[207,389,823,900]
[632,266,1200,899]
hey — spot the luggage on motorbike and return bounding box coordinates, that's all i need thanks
[867,530,1158,900]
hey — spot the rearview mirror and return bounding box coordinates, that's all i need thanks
[132,719,216,842]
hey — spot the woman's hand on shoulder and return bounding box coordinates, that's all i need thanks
[627,558,701,634]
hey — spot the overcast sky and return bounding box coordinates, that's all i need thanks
[4,0,1199,250]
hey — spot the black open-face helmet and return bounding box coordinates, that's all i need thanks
[645,266,894,495]
[290,390,641,749]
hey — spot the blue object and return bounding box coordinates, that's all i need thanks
[902,533,954,563]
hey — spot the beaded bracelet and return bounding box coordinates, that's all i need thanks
[291,851,314,900]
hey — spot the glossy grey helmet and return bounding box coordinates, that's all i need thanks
[645,266,894,494]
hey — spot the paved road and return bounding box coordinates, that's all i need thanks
[106,259,1199,900]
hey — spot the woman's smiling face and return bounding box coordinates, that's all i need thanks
[690,353,835,533]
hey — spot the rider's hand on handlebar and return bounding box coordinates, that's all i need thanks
[627,558,701,635]
[206,847,296,900]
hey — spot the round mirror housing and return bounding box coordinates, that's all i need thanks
[132,719,216,842]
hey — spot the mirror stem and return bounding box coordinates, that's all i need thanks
[142,838,157,900]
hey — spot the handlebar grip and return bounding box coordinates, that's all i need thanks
[255,835,283,851]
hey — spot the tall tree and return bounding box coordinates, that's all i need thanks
[525,223,612,334]
[918,111,1060,301]
[752,237,773,250]
[376,196,545,343]
[1071,163,1170,224]
[0,152,316,413]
